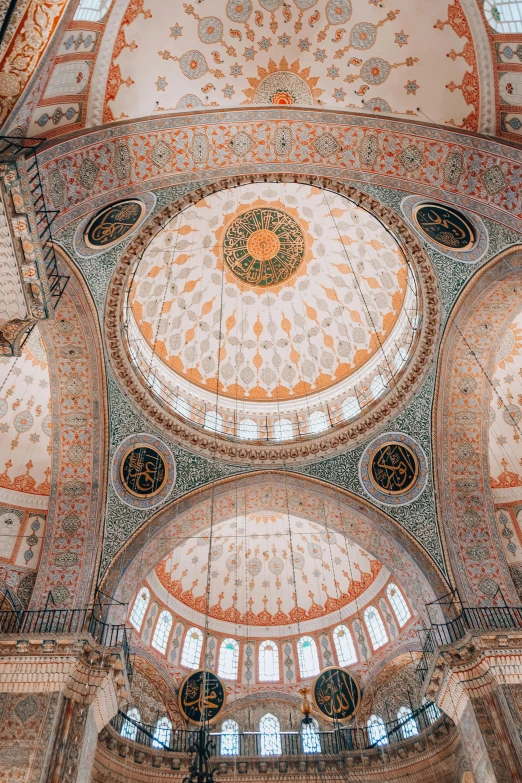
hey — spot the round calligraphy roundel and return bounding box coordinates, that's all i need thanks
[223,207,306,287]
[359,432,428,507]
[312,667,361,723]
[412,203,475,251]
[178,670,226,725]
[84,199,145,249]
[111,433,176,509]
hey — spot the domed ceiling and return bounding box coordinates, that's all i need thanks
[94,0,479,128]
[147,509,388,636]
[125,181,417,441]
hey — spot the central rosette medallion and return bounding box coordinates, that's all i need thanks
[223,207,306,287]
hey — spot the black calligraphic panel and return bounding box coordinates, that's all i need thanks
[85,199,144,248]
[413,203,475,251]
[120,444,167,498]
[178,670,226,724]
[369,442,418,496]
[312,667,361,723]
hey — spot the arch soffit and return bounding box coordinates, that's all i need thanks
[30,246,108,609]
[38,107,522,235]
[100,472,449,623]
[435,245,522,604]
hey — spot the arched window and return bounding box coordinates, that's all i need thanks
[370,374,386,399]
[484,1,522,32]
[152,610,173,654]
[342,396,360,420]
[181,627,203,669]
[174,395,191,418]
[397,706,418,738]
[394,346,408,371]
[204,410,223,433]
[152,716,172,749]
[259,713,282,756]
[121,707,140,741]
[218,638,239,679]
[259,640,280,681]
[239,418,258,440]
[367,714,388,746]
[386,583,411,627]
[297,636,320,678]
[364,606,388,650]
[221,719,239,755]
[130,587,150,631]
[273,418,293,440]
[308,410,329,434]
[73,0,111,21]
[332,624,357,667]
[301,718,321,753]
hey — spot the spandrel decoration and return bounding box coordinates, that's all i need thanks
[312,666,361,723]
[111,433,176,509]
[178,670,226,724]
[85,199,145,249]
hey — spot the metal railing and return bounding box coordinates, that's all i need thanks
[0,605,132,677]
[0,135,69,317]
[417,605,522,682]
[111,700,442,756]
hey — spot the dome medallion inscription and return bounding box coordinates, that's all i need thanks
[223,207,306,287]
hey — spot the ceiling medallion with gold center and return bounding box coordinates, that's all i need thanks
[223,207,306,287]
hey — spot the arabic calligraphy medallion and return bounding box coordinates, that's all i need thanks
[359,432,428,507]
[84,199,145,249]
[223,207,306,287]
[312,667,361,723]
[178,670,226,724]
[412,203,475,251]
[111,433,176,509]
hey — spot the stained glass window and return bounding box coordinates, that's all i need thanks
[297,636,320,678]
[484,1,522,32]
[386,583,411,627]
[73,0,111,21]
[301,719,321,754]
[260,713,282,756]
[152,717,172,749]
[181,627,203,669]
[258,640,280,681]
[218,638,239,679]
[221,719,239,755]
[121,707,140,741]
[151,610,173,654]
[397,706,418,738]
[332,624,357,667]
[364,606,388,650]
[130,587,150,631]
[367,714,388,746]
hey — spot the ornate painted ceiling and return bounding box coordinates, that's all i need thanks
[126,181,415,439]
[149,509,386,636]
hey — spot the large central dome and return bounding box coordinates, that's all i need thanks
[125,181,418,441]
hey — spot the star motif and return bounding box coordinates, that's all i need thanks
[29,433,40,443]
[230,62,243,77]
[314,48,326,62]
[170,23,183,38]
[333,87,346,102]
[327,65,339,79]
[394,30,409,47]
[278,33,291,47]
[223,84,235,98]
[243,47,256,60]
[258,36,272,50]
[155,76,168,91]
[405,79,418,94]
[0,424,8,433]
[298,38,311,51]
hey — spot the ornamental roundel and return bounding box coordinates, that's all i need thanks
[401,195,488,264]
[178,670,226,724]
[359,432,428,507]
[111,433,176,509]
[84,199,145,249]
[312,667,361,723]
[222,207,306,287]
